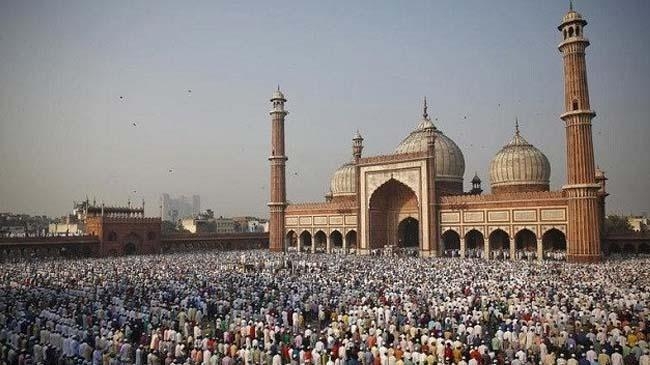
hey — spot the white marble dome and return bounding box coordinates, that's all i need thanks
[330,162,356,196]
[394,118,465,183]
[489,126,551,190]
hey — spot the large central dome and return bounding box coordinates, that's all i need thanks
[394,113,465,184]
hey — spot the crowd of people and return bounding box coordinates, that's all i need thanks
[1,251,648,365]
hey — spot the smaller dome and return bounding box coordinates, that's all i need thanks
[471,172,481,184]
[271,87,286,101]
[330,162,356,196]
[559,3,587,29]
[562,10,583,23]
[490,123,551,193]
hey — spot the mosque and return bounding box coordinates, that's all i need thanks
[267,5,607,263]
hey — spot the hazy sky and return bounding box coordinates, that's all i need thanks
[0,1,648,219]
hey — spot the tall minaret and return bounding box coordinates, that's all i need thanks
[268,87,288,252]
[558,4,601,262]
[353,130,363,255]
[423,97,438,257]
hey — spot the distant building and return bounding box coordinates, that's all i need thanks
[48,221,82,236]
[628,216,649,232]
[231,216,269,233]
[81,199,161,255]
[0,212,49,237]
[52,199,163,255]
[1,226,26,237]
[180,214,213,234]
[47,213,82,236]
[248,218,269,233]
[215,217,235,233]
[161,194,201,221]
[192,195,201,217]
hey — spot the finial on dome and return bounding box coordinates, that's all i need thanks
[472,171,481,184]
[423,96,429,120]
[353,129,363,141]
[569,0,573,11]
[277,84,280,91]
[515,117,520,135]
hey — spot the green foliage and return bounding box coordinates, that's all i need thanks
[161,220,179,234]
[604,215,634,234]
[201,221,217,233]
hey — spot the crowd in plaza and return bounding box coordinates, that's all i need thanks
[1,251,648,365]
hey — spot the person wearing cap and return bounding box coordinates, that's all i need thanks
[609,351,622,365]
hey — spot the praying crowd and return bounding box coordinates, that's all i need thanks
[1,251,648,365]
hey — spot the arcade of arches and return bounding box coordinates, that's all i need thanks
[286,229,357,253]
[440,228,568,260]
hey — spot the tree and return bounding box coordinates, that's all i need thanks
[161,220,179,234]
[203,221,217,233]
[604,215,634,234]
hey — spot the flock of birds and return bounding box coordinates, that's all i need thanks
[118,91,193,177]
[110,91,605,198]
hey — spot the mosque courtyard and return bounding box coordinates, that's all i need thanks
[1,251,648,365]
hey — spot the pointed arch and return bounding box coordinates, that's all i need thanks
[299,230,312,251]
[368,178,419,250]
[542,228,566,250]
[367,175,420,207]
[329,230,343,248]
[397,217,419,247]
[441,230,460,257]
[515,229,537,253]
[314,230,327,252]
[286,230,298,248]
[488,229,510,259]
[123,232,142,255]
[464,229,484,251]
[345,230,357,249]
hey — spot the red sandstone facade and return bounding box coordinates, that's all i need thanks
[268,6,605,262]
[84,205,161,256]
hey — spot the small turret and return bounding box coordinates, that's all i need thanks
[470,172,483,195]
[352,130,364,162]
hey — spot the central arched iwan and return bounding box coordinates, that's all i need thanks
[368,178,419,249]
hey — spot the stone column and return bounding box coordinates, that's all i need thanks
[509,238,516,261]
[484,238,490,260]
[459,237,466,259]
[537,239,543,262]
[326,234,332,254]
